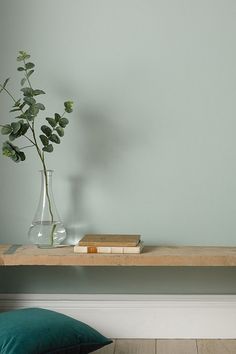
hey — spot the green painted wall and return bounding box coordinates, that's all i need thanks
[1,0,236,294]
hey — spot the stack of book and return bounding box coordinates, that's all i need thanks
[74,234,144,254]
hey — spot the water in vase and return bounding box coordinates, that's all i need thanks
[28,221,66,248]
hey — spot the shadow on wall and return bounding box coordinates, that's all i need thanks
[64,107,127,243]
[77,106,144,172]
[63,105,147,241]
[63,108,128,243]
[64,175,94,245]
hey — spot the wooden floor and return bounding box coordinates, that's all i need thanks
[94,339,236,354]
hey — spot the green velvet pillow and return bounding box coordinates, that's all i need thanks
[0,307,112,354]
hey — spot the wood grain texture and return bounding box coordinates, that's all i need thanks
[1,244,236,266]
[94,340,236,354]
[115,339,155,354]
[93,340,115,353]
[156,340,197,354]
[197,339,236,354]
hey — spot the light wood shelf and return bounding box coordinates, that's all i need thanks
[1,244,236,266]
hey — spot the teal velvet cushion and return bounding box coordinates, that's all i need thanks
[0,307,112,354]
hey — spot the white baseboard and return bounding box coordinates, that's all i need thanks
[0,294,236,339]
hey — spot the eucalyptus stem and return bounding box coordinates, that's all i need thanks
[0,84,17,103]
[41,156,55,246]
[24,67,55,245]
[20,144,35,150]
[24,135,36,145]
[41,155,54,222]
[30,111,55,245]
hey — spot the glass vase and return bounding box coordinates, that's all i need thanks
[28,170,66,248]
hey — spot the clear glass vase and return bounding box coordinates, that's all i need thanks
[28,170,66,248]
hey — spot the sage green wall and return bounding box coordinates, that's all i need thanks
[1,0,236,294]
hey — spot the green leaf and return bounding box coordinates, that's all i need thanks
[2,145,12,156]
[2,121,24,139]
[14,99,21,107]
[24,96,36,106]
[35,103,45,110]
[11,155,19,162]
[20,78,26,86]
[40,134,49,146]
[15,114,25,120]
[17,67,25,71]
[59,117,69,128]
[20,123,29,135]
[65,106,73,113]
[10,108,21,112]
[54,113,61,123]
[17,51,30,61]
[1,78,10,93]
[9,132,17,141]
[49,134,60,144]
[56,126,64,137]
[46,117,57,127]
[18,151,26,161]
[43,144,53,153]
[41,125,52,137]
[11,122,21,134]
[26,70,34,78]
[25,62,35,70]
[3,78,10,88]
[5,141,25,161]
[25,115,34,121]
[19,102,26,110]
[21,87,34,96]
[1,125,12,135]
[33,89,45,96]
[64,101,73,113]
[3,140,26,162]
[15,111,29,120]
[2,141,15,157]
[28,105,39,117]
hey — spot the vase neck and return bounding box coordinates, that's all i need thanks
[40,170,53,193]
[40,169,54,177]
[32,169,60,223]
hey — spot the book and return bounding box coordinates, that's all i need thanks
[74,241,144,254]
[79,234,141,247]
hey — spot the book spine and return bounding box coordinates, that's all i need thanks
[74,244,143,254]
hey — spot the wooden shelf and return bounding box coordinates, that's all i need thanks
[1,244,236,266]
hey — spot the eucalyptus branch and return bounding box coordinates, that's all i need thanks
[21,57,53,233]
[20,144,35,150]
[24,135,36,145]
[0,50,74,246]
[0,81,34,140]
[0,83,17,104]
